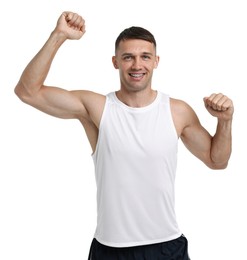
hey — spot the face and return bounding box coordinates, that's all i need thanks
[112,39,159,93]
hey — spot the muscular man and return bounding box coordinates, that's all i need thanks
[15,11,233,260]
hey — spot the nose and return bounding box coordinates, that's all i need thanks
[131,57,142,70]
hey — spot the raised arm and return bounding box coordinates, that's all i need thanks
[14,11,92,120]
[172,93,234,169]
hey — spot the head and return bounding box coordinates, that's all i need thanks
[113,26,159,93]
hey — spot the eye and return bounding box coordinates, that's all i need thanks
[123,55,133,61]
[142,55,151,60]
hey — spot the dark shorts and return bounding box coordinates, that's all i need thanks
[88,235,190,260]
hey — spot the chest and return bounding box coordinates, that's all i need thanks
[100,105,178,159]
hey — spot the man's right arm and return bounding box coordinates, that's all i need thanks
[14,12,93,120]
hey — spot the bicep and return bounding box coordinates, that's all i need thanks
[180,105,213,165]
[26,86,88,119]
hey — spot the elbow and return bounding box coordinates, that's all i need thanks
[15,82,26,101]
[210,164,228,170]
[206,149,231,170]
[14,84,22,100]
[207,160,229,170]
[14,82,34,104]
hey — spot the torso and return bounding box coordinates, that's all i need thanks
[92,91,181,246]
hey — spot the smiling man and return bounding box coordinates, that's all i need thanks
[15,11,233,260]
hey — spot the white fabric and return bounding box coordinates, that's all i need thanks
[92,91,181,247]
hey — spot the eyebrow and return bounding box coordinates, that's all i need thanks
[121,52,154,57]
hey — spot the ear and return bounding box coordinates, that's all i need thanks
[112,56,119,69]
[154,56,160,69]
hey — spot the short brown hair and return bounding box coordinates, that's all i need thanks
[115,26,156,53]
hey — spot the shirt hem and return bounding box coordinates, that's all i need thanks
[94,232,183,248]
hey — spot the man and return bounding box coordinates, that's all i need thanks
[15,11,233,260]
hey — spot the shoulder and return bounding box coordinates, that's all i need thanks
[170,97,193,115]
[71,90,106,127]
[71,90,106,110]
[169,97,199,136]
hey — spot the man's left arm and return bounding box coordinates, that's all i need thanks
[180,93,234,169]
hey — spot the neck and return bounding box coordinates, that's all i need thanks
[116,89,157,108]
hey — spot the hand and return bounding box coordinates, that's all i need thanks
[55,11,86,40]
[203,93,234,121]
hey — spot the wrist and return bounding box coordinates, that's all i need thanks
[50,29,67,45]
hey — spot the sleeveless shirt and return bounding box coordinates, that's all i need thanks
[92,91,181,247]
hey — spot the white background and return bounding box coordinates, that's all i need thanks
[1,0,246,259]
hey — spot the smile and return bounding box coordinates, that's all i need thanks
[129,73,145,78]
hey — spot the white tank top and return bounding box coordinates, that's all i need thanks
[92,91,181,247]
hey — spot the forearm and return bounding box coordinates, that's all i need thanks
[15,31,66,97]
[211,119,232,167]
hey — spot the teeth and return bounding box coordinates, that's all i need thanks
[130,73,143,78]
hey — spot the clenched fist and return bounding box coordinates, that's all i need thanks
[204,93,234,121]
[55,11,86,40]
